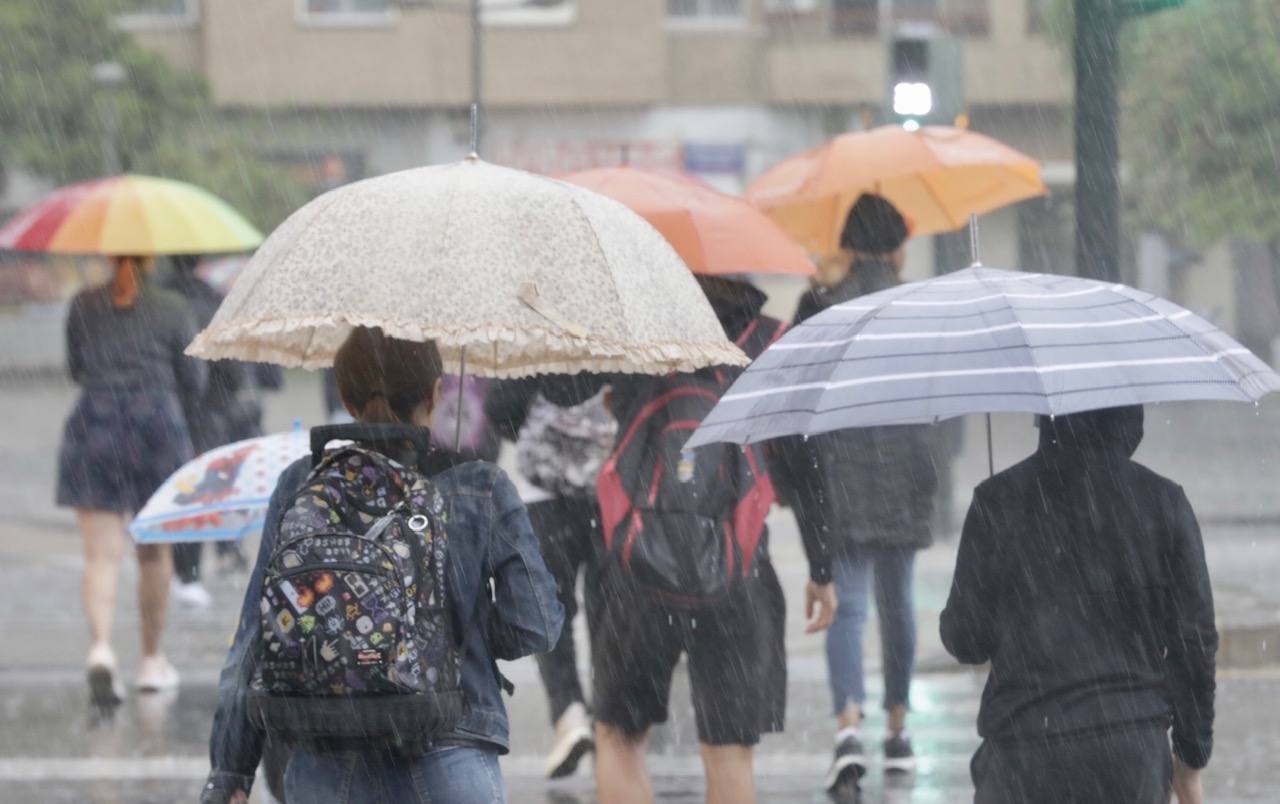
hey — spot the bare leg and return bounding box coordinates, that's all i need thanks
[888,704,908,735]
[595,723,652,804]
[700,743,755,804]
[79,509,126,649]
[135,543,172,658]
[837,702,864,731]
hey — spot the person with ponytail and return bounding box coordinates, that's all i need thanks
[203,327,563,804]
[56,255,208,705]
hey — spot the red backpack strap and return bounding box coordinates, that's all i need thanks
[730,444,776,576]
[734,319,760,349]
[596,385,719,548]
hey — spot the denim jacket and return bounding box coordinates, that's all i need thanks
[202,431,564,802]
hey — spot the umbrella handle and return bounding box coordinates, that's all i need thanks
[455,347,467,452]
[986,413,995,478]
[969,213,982,267]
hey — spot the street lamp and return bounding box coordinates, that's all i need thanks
[92,61,127,175]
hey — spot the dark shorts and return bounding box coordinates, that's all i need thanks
[972,723,1172,804]
[589,558,787,746]
[56,388,194,514]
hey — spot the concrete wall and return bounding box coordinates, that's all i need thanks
[127,0,1068,112]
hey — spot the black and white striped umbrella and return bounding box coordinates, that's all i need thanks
[688,266,1280,447]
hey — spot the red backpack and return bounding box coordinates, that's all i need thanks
[595,318,785,604]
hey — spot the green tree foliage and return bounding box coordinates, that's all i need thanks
[0,0,306,230]
[1122,0,1280,247]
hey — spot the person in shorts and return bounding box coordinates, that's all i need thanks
[540,276,837,803]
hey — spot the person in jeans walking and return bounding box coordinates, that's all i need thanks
[486,378,615,778]
[942,407,1216,804]
[202,328,563,804]
[772,194,937,790]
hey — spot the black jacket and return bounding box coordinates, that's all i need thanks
[770,260,938,565]
[163,271,280,450]
[940,407,1217,769]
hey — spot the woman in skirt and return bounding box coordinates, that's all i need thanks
[57,255,207,705]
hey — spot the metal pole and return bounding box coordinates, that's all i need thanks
[454,347,467,451]
[469,0,482,155]
[1074,0,1121,282]
[93,61,126,175]
[101,95,120,175]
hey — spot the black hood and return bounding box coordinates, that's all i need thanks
[1037,406,1145,459]
[695,275,768,342]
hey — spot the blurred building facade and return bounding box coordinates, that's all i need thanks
[122,0,1074,286]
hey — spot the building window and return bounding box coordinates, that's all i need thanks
[763,0,819,12]
[667,0,746,28]
[482,0,577,27]
[298,0,398,27]
[832,0,878,37]
[892,0,938,25]
[1026,0,1050,34]
[115,0,199,30]
[944,0,988,36]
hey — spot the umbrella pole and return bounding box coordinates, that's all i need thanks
[975,216,994,477]
[986,413,995,478]
[455,347,468,452]
[969,213,981,267]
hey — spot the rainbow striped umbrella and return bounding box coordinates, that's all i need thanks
[0,174,263,256]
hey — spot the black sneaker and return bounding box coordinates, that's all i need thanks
[883,733,916,773]
[824,732,867,792]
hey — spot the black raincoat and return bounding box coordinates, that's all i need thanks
[941,406,1217,770]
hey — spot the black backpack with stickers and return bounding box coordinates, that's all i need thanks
[247,426,462,750]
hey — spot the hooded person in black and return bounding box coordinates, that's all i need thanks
[941,406,1216,804]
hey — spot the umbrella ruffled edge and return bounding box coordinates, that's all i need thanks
[187,316,748,378]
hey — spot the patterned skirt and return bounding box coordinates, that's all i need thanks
[56,388,194,514]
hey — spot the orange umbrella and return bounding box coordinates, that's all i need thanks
[561,167,813,276]
[748,125,1046,256]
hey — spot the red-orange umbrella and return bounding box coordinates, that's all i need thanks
[748,125,1046,256]
[560,167,814,277]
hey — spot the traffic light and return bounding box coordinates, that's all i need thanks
[887,31,963,130]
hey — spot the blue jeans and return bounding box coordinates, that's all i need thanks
[825,546,917,715]
[284,745,505,804]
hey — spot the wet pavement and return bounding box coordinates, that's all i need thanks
[2,374,1280,801]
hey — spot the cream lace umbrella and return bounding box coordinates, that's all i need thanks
[188,158,745,377]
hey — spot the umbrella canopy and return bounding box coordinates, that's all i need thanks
[130,430,310,544]
[560,166,813,277]
[188,158,745,377]
[747,125,1045,256]
[688,266,1280,447]
[0,174,263,256]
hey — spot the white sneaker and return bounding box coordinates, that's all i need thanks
[135,655,181,693]
[86,643,124,707]
[172,579,213,610]
[544,702,593,779]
